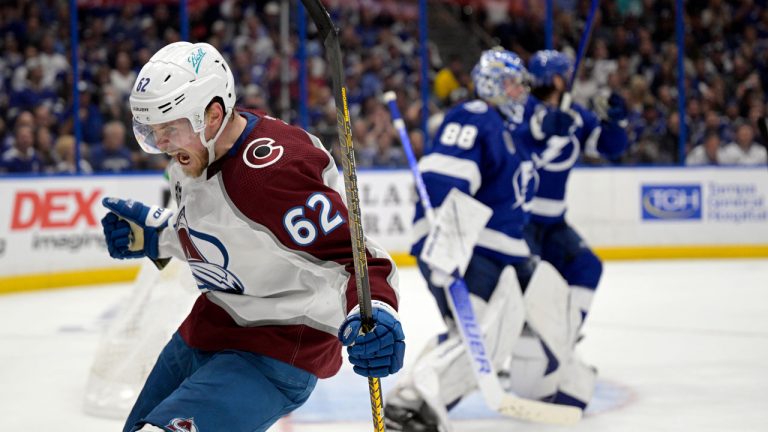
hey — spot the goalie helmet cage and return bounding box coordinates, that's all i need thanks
[82,259,198,419]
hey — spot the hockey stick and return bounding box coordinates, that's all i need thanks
[383,91,582,426]
[298,1,385,430]
[560,0,599,111]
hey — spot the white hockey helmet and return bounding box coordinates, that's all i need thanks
[130,42,236,164]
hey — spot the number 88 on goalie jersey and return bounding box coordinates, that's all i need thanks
[411,100,537,266]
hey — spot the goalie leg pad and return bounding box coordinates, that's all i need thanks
[508,261,598,408]
[506,333,597,408]
[549,353,597,409]
[570,284,596,336]
[506,331,560,400]
[434,265,524,405]
[524,261,573,364]
[386,266,525,420]
[477,265,526,367]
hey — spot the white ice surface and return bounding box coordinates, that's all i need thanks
[1,259,767,431]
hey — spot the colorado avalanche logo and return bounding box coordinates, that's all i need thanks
[243,137,283,169]
[166,417,199,432]
[176,207,245,294]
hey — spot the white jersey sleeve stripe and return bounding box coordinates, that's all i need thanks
[207,292,339,335]
[418,153,483,195]
[158,210,185,260]
[530,196,567,217]
[583,125,602,158]
[305,131,347,204]
[476,228,530,258]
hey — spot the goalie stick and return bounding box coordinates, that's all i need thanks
[383,91,581,426]
[298,1,385,430]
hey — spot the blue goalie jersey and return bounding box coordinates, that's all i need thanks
[410,100,536,265]
[519,96,628,225]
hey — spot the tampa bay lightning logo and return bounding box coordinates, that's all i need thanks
[175,207,245,294]
[512,160,538,210]
[530,108,583,172]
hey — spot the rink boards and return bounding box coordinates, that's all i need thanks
[1,166,767,292]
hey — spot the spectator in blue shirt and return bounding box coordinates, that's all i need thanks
[77,84,105,145]
[8,59,57,118]
[89,121,134,172]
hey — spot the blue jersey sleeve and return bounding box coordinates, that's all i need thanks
[573,103,629,160]
[595,120,629,159]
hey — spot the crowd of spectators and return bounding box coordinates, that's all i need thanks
[473,0,768,165]
[0,0,766,176]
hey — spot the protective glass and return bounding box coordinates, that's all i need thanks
[132,117,198,154]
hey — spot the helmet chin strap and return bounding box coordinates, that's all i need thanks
[199,109,232,166]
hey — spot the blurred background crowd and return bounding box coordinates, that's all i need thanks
[1,0,767,175]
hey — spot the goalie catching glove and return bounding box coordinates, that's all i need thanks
[339,300,406,378]
[101,197,173,260]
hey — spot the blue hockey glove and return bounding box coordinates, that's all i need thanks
[541,109,575,137]
[593,92,629,127]
[339,300,405,378]
[606,93,629,127]
[101,197,173,260]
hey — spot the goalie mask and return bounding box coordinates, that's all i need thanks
[471,48,529,121]
[528,50,573,88]
[130,42,236,165]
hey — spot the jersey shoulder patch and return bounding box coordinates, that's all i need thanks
[462,100,489,114]
[445,100,501,128]
[234,115,322,172]
[223,115,331,208]
[241,137,284,169]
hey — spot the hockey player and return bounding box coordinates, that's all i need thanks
[502,50,630,409]
[384,49,573,432]
[99,42,405,432]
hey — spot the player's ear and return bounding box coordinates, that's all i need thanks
[554,75,566,92]
[205,99,225,130]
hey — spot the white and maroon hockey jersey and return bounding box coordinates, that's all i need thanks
[157,109,399,378]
